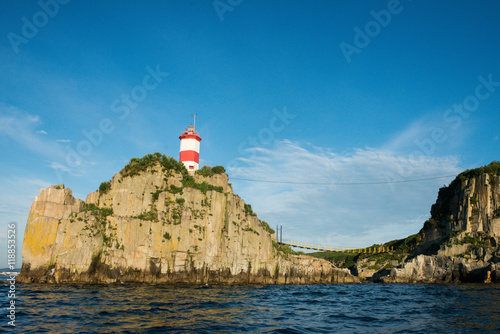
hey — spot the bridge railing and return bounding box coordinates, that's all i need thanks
[279,240,394,253]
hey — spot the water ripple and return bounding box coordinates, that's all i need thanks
[1,283,500,333]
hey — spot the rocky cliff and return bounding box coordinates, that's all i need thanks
[380,161,500,283]
[19,153,359,284]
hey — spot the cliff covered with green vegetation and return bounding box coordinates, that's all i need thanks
[310,161,500,283]
[19,153,359,284]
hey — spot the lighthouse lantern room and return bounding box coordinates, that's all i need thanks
[179,115,202,172]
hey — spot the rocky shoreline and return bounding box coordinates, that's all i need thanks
[18,154,360,285]
[18,157,500,285]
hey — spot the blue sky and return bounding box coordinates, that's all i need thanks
[1,1,499,267]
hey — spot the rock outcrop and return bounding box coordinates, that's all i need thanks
[418,170,500,253]
[19,154,359,284]
[380,255,500,283]
[378,162,500,283]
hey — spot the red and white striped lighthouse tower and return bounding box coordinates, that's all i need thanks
[179,114,202,172]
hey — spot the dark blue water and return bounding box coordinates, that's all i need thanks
[2,283,500,333]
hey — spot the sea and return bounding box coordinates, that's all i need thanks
[1,282,499,333]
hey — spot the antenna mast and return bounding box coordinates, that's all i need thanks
[192,113,197,130]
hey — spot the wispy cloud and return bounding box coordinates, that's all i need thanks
[0,176,51,217]
[229,140,461,248]
[46,161,72,173]
[0,103,62,159]
[0,104,89,178]
[384,111,471,154]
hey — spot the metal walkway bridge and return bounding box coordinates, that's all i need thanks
[278,240,394,254]
[274,226,394,254]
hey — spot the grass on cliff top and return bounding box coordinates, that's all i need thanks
[384,234,419,254]
[457,160,500,181]
[197,165,226,177]
[273,241,302,257]
[260,220,275,234]
[426,160,500,227]
[100,153,226,195]
[120,153,226,179]
[120,152,185,178]
[98,153,271,228]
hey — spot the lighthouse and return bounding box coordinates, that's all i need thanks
[179,114,202,172]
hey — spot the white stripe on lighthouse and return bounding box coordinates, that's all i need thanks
[179,138,200,152]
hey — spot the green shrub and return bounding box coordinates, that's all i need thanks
[100,207,113,218]
[163,232,171,240]
[192,181,223,194]
[259,220,274,234]
[273,241,297,257]
[99,181,112,194]
[197,165,225,177]
[176,198,185,205]
[182,174,196,188]
[384,234,419,254]
[151,189,163,202]
[243,226,259,235]
[197,166,214,177]
[120,153,186,178]
[136,210,157,221]
[169,185,183,194]
[212,165,225,174]
[244,203,256,216]
[84,203,113,219]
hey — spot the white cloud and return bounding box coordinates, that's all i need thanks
[384,111,471,155]
[47,161,72,172]
[0,104,92,181]
[0,104,63,159]
[228,140,461,249]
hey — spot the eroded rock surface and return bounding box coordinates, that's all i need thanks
[19,160,359,284]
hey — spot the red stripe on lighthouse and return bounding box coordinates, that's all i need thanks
[179,134,202,141]
[179,150,199,163]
